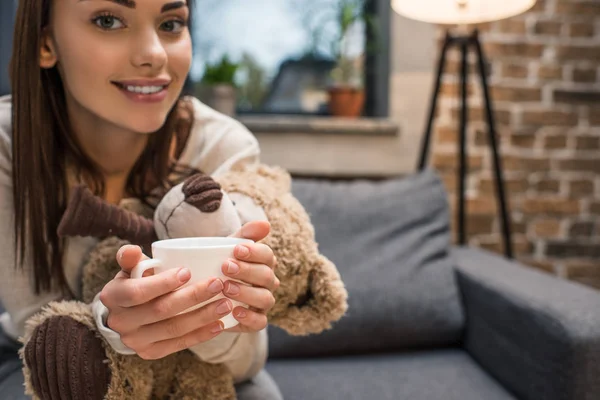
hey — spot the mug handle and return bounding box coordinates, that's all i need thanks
[130,259,162,279]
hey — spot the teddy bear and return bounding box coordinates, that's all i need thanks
[19,164,348,400]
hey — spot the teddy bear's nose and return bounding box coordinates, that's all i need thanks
[182,174,223,213]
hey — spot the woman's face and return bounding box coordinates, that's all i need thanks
[42,0,192,134]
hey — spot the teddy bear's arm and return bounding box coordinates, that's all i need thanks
[58,184,158,250]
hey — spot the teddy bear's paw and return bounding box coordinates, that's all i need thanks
[23,316,111,400]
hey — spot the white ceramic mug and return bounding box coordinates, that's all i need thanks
[131,237,253,329]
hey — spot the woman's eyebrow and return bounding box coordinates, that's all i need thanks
[79,0,136,8]
[161,1,187,13]
[78,0,187,12]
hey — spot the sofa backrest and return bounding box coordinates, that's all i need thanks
[268,169,465,358]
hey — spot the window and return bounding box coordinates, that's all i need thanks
[190,0,390,117]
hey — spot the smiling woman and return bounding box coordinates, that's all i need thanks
[0,0,283,399]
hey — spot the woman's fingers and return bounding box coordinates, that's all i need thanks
[222,280,275,311]
[116,245,149,273]
[107,277,225,332]
[233,242,276,269]
[136,321,225,360]
[122,298,233,347]
[229,220,271,242]
[101,266,192,309]
[222,260,278,291]
[227,307,268,333]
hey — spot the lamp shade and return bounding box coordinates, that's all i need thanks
[392,0,536,25]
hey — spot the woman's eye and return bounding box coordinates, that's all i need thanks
[161,19,186,33]
[93,15,125,30]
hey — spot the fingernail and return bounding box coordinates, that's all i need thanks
[236,309,247,319]
[208,279,223,294]
[225,282,240,296]
[211,322,224,333]
[177,268,191,283]
[227,261,239,275]
[236,245,250,259]
[216,300,232,315]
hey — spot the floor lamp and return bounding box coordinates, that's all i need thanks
[391,0,536,259]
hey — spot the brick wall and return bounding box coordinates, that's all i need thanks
[432,0,600,289]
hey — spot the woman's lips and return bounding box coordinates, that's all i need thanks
[112,80,171,103]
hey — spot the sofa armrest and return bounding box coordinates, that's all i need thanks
[452,247,600,400]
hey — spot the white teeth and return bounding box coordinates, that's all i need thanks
[123,85,164,94]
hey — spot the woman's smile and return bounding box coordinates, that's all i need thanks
[112,78,172,103]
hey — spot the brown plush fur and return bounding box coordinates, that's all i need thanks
[20,164,347,399]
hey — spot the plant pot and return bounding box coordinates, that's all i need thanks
[199,84,237,116]
[327,86,365,118]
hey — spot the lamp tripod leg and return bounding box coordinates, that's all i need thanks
[472,31,514,259]
[418,32,453,171]
[458,40,469,246]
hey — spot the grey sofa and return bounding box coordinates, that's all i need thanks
[265,170,600,400]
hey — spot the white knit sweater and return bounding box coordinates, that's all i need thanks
[0,95,267,384]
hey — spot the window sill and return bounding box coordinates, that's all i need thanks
[238,115,400,137]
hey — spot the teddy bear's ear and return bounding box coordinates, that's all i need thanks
[269,255,348,336]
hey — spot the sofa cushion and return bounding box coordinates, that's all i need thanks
[268,169,465,357]
[266,349,516,400]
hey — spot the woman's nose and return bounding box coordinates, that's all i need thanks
[130,30,167,70]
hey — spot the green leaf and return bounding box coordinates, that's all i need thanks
[201,55,240,85]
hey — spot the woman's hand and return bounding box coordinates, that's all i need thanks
[223,220,280,333]
[99,246,229,360]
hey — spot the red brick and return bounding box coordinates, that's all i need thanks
[534,21,562,35]
[569,179,595,197]
[565,261,600,290]
[451,107,511,125]
[538,65,563,80]
[570,22,595,38]
[467,215,495,236]
[589,107,600,126]
[573,68,597,83]
[522,110,579,126]
[558,158,600,173]
[479,177,528,195]
[521,198,580,215]
[556,1,600,16]
[534,179,561,193]
[556,46,600,62]
[575,136,600,150]
[497,19,528,35]
[543,134,568,149]
[569,221,595,237]
[502,63,529,79]
[532,218,563,238]
[432,152,484,171]
[555,89,600,104]
[502,155,550,171]
[440,82,475,97]
[436,127,458,145]
[547,241,600,258]
[492,86,542,102]
[511,133,537,148]
[484,42,545,59]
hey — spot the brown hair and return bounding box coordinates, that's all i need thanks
[10,0,194,294]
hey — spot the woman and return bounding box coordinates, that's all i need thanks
[0,0,283,399]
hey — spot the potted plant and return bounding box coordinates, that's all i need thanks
[197,55,239,116]
[327,0,370,118]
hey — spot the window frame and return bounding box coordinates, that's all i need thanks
[186,0,391,118]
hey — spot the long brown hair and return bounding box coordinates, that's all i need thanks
[10,0,194,295]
